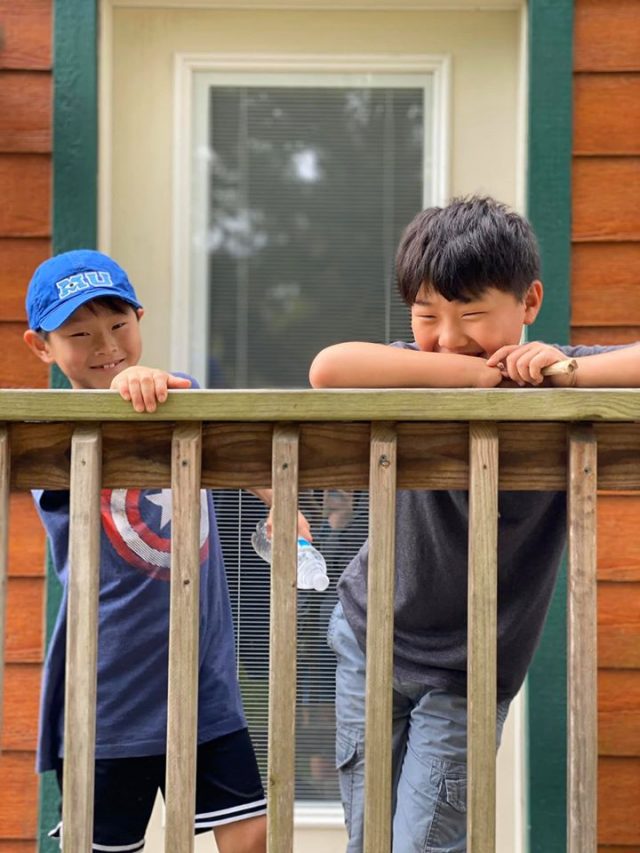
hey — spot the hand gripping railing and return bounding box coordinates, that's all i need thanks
[2,387,640,852]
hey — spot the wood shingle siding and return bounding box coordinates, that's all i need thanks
[0,0,52,848]
[573,2,640,850]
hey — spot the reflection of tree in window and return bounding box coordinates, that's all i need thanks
[206,86,424,389]
[205,78,430,803]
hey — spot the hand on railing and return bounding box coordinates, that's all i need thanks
[487,343,578,387]
[110,366,191,413]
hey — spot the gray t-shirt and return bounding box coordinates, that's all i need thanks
[337,342,623,701]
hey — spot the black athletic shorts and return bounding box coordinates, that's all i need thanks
[49,727,266,851]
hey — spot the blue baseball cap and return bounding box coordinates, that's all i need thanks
[26,249,143,331]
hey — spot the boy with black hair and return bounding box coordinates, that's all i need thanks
[310,196,640,852]
[23,249,270,853]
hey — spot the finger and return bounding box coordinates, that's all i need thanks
[153,373,169,404]
[298,512,313,542]
[486,345,520,367]
[527,351,551,384]
[128,380,146,413]
[139,375,159,413]
[167,375,192,388]
[505,351,535,386]
[113,378,131,400]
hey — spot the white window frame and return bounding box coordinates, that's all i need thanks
[171,52,451,380]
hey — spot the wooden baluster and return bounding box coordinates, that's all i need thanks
[567,424,598,853]
[165,424,203,853]
[63,426,102,851]
[467,423,499,852]
[267,424,299,853]
[364,423,397,853]
[0,427,9,746]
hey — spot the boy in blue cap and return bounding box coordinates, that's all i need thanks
[310,196,640,852]
[24,250,268,852]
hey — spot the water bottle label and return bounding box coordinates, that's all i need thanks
[297,538,311,547]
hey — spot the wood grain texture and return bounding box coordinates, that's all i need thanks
[0,72,52,153]
[598,669,640,756]
[0,238,51,321]
[598,757,640,846]
[573,158,640,242]
[598,848,640,853]
[0,155,51,238]
[62,427,102,853]
[571,243,640,327]
[0,752,38,838]
[0,325,48,389]
[567,425,598,853]
[363,423,397,853]
[5,577,43,663]
[0,842,36,851]
[0,663,39,751]
[0,0,52,70]
[598,582,640,668]
[0,428,8,744]
[5,388,640,423]
[267,425,299,853]
[574,74,640,156]
[9,421,640,492]
[8,492,45,577]
[574,0,640,72]
[467,424,499,853]
[164,425,202,853]
[598,494,640,581]
[572,326,640,347]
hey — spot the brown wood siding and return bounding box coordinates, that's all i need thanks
[573,3,640,849]
[0,1,52,848]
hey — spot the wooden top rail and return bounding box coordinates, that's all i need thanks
[1,387,640,422]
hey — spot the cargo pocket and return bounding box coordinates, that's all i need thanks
[425,760,467,853]
[336,729,362,837]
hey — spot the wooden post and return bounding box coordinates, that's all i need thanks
[567,424,598,853]
[363,423,397,853]
[467,423,499,852]
[165,424,203,853]
[62,426,102,851]
[0,427,9,745]
[267,424,299,853]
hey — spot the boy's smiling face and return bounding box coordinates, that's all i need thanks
[24,300,144,389]
[410,282,543,359]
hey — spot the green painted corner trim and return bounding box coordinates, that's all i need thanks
[39,0,97,848]
[526,1,574,852]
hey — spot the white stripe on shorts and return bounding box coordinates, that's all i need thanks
[194,797,268,829]
[49,822,145,852]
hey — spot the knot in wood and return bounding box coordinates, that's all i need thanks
[379,454,390,468]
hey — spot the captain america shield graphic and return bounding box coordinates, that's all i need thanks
[101,489,210,580]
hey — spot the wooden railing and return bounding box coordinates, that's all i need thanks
[2,387,640,852]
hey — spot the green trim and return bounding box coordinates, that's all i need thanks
[526,1,574,852]
[39,0,97,848]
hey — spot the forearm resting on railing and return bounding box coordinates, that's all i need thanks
[564,344,640,388]
[309,342,502,389]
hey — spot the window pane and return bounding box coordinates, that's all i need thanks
[204,77,429,805]
[206,85,425,388]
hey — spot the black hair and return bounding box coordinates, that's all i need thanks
[395,195,540,305]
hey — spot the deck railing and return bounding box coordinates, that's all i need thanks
[2,387,639,852]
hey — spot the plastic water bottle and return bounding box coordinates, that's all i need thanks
[251,519,330,591]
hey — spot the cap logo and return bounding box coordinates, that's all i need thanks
[55,270,115,301]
